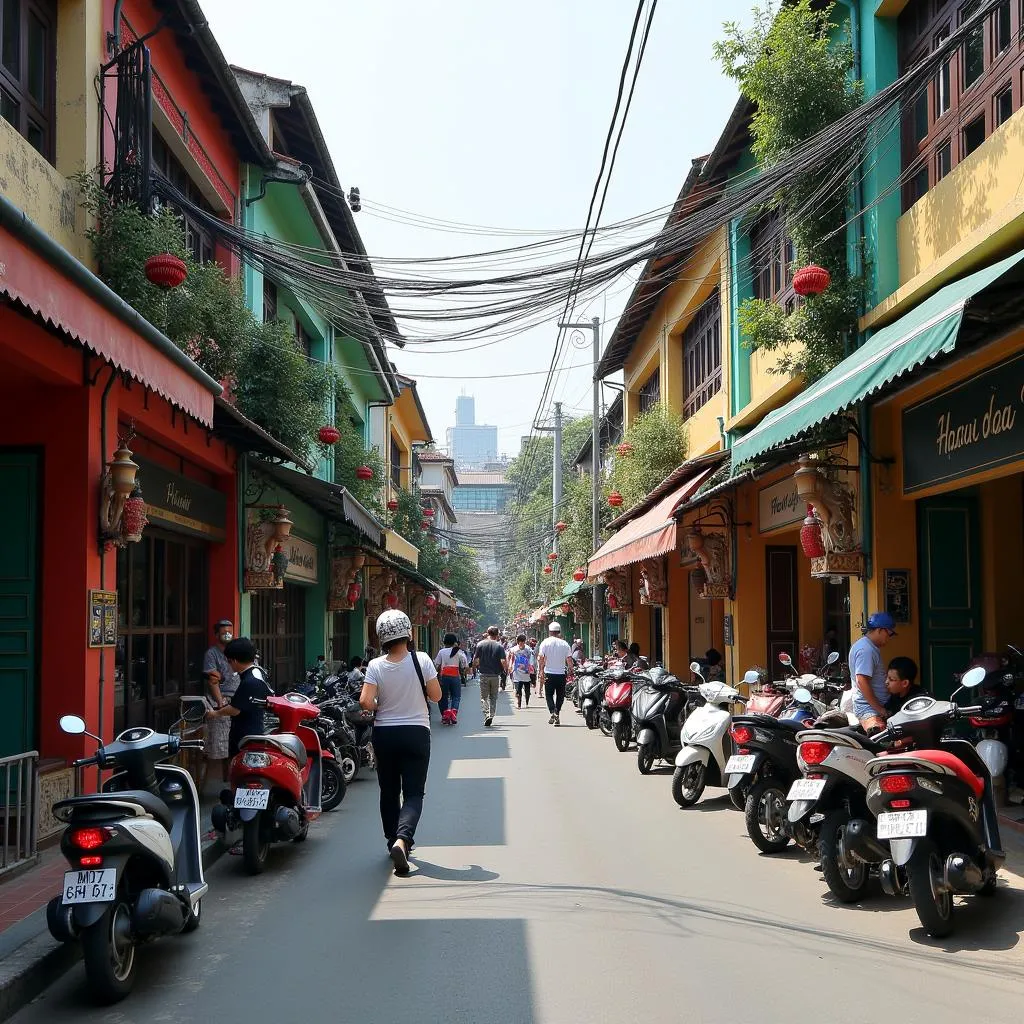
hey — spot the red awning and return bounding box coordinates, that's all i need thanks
[588,464,718,577]
[0,225,216,426]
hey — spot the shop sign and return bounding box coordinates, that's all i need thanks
[903,350,1024,494]
[758,477,803,532]
[285,535,318,583]
[87,589,117,648]
[135,456,226,540]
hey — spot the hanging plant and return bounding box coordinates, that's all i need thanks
[271,544,289,583]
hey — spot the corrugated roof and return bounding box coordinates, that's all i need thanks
[456,472,509,486]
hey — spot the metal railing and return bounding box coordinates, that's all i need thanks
[0,751,38,877]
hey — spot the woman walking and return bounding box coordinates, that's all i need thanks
[360,609,441,875]
[434,632,468,725]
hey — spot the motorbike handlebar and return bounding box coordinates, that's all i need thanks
[178,740,205,751]
[72,754,101,769]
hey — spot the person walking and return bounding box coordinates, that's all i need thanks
[538,621,574,726]
[434,632,468,725]
[360,609,441,876]
[499,634,510,691]
[472,626,508,727]
[509,634,536,710]
[202,619,239,787]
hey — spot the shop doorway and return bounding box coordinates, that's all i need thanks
[918,495,982,697]
[251,584,307,691]
[330,611,351,670]
[689,572,712,662]
[766,545,799,672]
[0,452,38,756]
[651,606,665,667]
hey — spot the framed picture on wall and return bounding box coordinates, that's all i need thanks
[884,569,911,624]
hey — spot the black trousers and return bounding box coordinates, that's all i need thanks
[372,725,430,846]
[545,675,566,714]
[514,676,532,702]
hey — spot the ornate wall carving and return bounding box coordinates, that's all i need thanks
[603,567,633,613]
[639,558,667,606]
[686,528,731,600]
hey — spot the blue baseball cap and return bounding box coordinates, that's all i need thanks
[865,612,897,635]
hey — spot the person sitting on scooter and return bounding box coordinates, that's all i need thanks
[205,638,272,759]
[885,655,923,715]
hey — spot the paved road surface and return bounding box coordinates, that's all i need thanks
[13,683,1024,1023]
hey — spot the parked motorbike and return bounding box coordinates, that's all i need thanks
[672,662,747,808]
[212,692,342,873]
[578,666,609,730]
[572,661,603,713]
[311,709,359,787]
[634,671,703,775]
[46,713,207,1002]
[601,668,647,750]
[864,666,1004,937]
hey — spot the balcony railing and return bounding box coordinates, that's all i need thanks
[0,751,39,878]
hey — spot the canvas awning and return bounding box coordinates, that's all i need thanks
[587,463,719,577]
[729,248,1024,470]
[546,579,587,613]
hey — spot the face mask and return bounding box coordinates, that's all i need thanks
[219,632,233,643]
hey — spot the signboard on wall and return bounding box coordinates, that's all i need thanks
[285,535,318,583]
[135,456,226,540]
[87,590,117,648]
[903,349,1024,493]
[758,477,803,533]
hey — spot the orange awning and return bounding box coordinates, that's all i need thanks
[588,464,718,578]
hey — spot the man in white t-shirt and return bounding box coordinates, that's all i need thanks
[537,621,574,727]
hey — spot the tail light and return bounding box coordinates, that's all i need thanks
[879,774,914,794]
[799,741,833,765]
[70,827,113,850]
[730,725,753,745]
[80,856,104,867]
[889,799,911,809]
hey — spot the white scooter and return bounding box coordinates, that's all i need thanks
[672,661,747,808]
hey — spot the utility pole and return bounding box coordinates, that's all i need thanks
[558,316,602,655]
[552,401,563,553]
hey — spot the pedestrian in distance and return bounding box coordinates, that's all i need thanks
[538,621,574,726]
[499,634,510,691]
[528,637,538,692]
[435,632,468,725]
[360,609,441,876]
[202,618,239,786]
[849,611,898,734]
[472,626,508,727]
[509,634,536,710]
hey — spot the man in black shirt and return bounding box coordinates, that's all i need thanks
[885,656,923,716]
[472,626,508,727]
[206,638,272,758]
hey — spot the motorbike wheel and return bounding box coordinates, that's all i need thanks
[340,748,359,784]
[672,763,706,807]
[613,721,631,752]
[182,898,202,934]
[637,743,655,775]
[81,892,136,1003]
[907,837,954,937]
[819,809,869,904]
[242,815,270,875]
[585,707,599,730]
[321,759,347,811]
[728,787,747,812]
[598,714,612,737]
[744,780,791,854]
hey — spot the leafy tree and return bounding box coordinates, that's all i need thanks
[606,406,688,512]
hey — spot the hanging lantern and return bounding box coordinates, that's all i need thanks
[793,264,831,297]
[271,544,289,582]
[561,603,571,615]
[616,442,634,457]
[439,547,449,556]
[144,253,187,288]
[573,569,586,582]
[121,485,148,543]
[318,425,341,445]
[608,490,624,508]
[548,552,558,562]
[423,506,435,518]
[386,498,399,511]
[555,520,567,533]
[543,565,553,575]
[270,507,294,543]
[800,504,826,559]
[356,465,374,480]
[421,519,431,529]
[347,581,363,604]
[425,594,438,610]
[608,593,618,610]
[385,592,399,609]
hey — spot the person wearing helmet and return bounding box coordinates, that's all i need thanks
[538,621,574,726]
[849,611,898,733]
[360,609,442,875]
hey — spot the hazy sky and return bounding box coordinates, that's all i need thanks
[202,0,755,456]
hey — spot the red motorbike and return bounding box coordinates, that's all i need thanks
[600,668,645,752]
[211,692,344,874]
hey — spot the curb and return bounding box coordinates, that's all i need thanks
[0,837,229,1023]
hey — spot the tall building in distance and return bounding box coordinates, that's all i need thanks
[446,395,498,469]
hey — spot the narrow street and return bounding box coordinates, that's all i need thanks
[15,684,1024,1024]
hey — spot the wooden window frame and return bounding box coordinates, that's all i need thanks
[682,289,723,419]
[152,132,216,263]
[637,368,661,415]
[749,210,798,315]
[0,0,57,161]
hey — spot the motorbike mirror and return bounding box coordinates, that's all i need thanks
[689,660,701,674]
[778,652,793,666]
[960,666,987,689]
[826,651,840,666]
[792,687,813,705]
[743,670,761,685]
[59,714,86,735]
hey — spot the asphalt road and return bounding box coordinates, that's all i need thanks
[13,682,1024,1023]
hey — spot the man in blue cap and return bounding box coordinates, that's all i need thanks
[850,612,898,733]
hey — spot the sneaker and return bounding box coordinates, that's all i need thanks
[554,715,560,727]
[485,717,493,727]
[548,714,556,724]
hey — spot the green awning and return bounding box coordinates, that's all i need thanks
[729,248,1024,471]
[546,579,587,613]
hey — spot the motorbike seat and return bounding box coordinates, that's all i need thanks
[775,719,809,732]
[240,733,307,768]
[907,748,985,799]
[54,790,173,831]
[835,727,888,753]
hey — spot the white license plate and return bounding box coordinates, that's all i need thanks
[725,755,756,774]
[62,868,117,905]
[234,788,270,810]
[787,778,826,801]
[877,809,927,839]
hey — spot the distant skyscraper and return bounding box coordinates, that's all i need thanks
[446,395,498,469]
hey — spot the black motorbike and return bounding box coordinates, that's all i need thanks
[46,711,207,1002]
[572,661,603,712]
[632,672,702,775]
[577,664,608,730]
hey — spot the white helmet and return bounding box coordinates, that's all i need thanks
[376,608,412,646]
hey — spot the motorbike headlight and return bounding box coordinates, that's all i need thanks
[241,752,272,769]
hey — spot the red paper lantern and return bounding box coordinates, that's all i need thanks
[423,507,435,518]
[616,442,634,457]
[144,253,187,288]
[548,552,558,562]
[347,582,362,604]
[421,519,431,529]
[543,565,553,575]
[356,465,374,480]
[608,491,624,508]
[793,264,831,297]
[573,569,586,582]
[561,603,571,615]
[555,520,567,533]
[800,504,826,559]
[387,498,399,511]
[385,592,399,609]
[318,425,341,445]
[608,593,618,610]
[425,594,437,610]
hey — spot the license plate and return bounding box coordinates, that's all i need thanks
[725,755,756,774]
[62,868,117,905]
[877,809,927,839]
[787,778,826,801]
[234,788,270,810]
